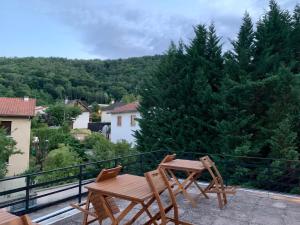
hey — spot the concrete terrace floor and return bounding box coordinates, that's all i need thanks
[33,186,300,225]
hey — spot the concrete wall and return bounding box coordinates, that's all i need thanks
[101,111,111,123]
[73,112,90,129]
[0,117,31,176]
[111,112,140,145]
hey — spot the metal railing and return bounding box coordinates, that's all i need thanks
[0,150,299,221]
[0,150,167,216]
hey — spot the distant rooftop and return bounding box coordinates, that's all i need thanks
[0,97,36,117]
[110,102,139,114]
[102,102,126,112]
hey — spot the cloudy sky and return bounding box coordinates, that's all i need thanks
[0,0,297,59]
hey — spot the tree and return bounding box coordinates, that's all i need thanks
[253,0,292,78]
[114,140,137,157]
[290,4,300,73]
[228,12,254,81]
[0,128,19,178]
[31,126,83,169]
[136,42,188,152]
[121,94,140,103]
[137,23,224,154]
[46,104,81,126]
[39,144,82,183]
[85,133,115,161]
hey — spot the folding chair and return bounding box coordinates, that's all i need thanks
[160,154,176,164]
[145,168,193,225]
[70,166,121,225]
[200,156,236,209]
[159,154,176,181]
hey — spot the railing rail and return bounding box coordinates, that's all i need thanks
[0,150,167,215]
[0,150,299,219]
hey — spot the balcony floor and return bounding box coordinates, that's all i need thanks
[34,186,300,225]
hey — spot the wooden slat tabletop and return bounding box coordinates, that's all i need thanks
[85,174,153,203]
[0,211,19,225]
[160,159,206,172]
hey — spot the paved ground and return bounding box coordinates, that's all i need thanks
[35,186,300,225]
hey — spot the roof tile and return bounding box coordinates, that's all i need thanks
[0,97,36,117]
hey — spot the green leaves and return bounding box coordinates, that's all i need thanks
[0,128,19,178]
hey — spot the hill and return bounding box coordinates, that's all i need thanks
[0,56,162,105]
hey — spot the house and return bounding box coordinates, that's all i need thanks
[101,102,126,123]
[34,106,48,115]
[110,102,140,144]
[0,97,36,176]
[65,99,91,129]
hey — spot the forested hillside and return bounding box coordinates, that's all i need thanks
[0,56,162,105]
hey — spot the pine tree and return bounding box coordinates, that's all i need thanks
[136,42,188,152]
[290,4,300,73]
[232,12,254,78]
[136,24,224,154]
[253,0,292,78]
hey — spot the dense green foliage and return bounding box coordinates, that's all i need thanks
[38,144,82,183]
[85,133,136,161]
[0,56,161,105]
[0,128,19,178]
[45,104,82,126]
[137,1,300,193]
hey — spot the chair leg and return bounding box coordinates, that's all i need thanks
[217,193,223,209]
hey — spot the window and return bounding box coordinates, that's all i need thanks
[131,115,137,126]
[117,116,122,126]
[0,121,12,135]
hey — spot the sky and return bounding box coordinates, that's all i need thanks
[0,0,297,59]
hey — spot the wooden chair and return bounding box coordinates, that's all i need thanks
[160,154,176,164]
[200,156,235,209]
[70,166,121,225]
[159,154,176,182]
[145,168,193,225]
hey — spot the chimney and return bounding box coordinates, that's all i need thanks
[24,96,29,101]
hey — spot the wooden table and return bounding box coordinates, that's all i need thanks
[159,159,209,206]
[0,210,19,225]
[85,174,157,225]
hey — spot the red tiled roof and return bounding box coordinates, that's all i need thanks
[0,97,36,117]
[110,102,139,114]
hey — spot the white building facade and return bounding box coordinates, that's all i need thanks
[110,102,140,145]
[73,111,90,129]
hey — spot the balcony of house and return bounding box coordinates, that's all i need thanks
[0,151,299,225]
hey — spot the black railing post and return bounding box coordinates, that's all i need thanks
[114,158,117,167]
[25,175,30,212]
[78,165,83,203]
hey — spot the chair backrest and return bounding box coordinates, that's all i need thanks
[90,166,122,220]
[160,154,176,164]
[95,165,122,182]
[145,168,178,223]
[200,156,224,186]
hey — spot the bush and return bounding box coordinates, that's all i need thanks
[38,144,82,184]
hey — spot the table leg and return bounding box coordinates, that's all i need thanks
[125,197,158,225]
[99,195,119,225]
[185,172,209,199]
[169,170,197,207]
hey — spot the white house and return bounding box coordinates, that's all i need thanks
[65,100,91,129]
[110,102,140,145]
[101,102,126,123]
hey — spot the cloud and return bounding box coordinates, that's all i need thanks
[38,0,297,59]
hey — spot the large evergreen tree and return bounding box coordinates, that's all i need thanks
[253,0,292,78]
[136,24,224,153]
